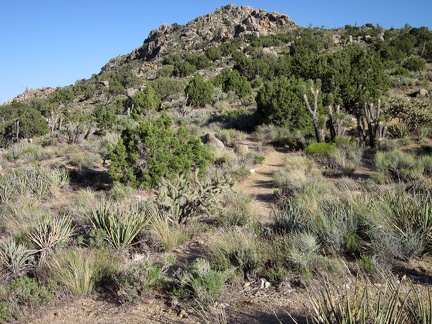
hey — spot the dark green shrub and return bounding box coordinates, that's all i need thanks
[151,77,184,100]
[130,85,161,116]
[185,74,214,107]
[403,56,426,71]
[94,103,118,130]
[205,46,222,61]
[109,113,213,188]
[172,61,196,77]
[255,77,312,130]
[0,103,49,146]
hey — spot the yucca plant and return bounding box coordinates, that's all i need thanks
[0,239,32,277]
[308,273,432,324]
[87,200,152,250]
[26,215,74,262]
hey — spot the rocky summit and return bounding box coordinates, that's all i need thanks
[101,4,296,73]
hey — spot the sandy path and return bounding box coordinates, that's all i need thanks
[234,144,287,224]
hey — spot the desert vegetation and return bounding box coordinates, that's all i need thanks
[1,5,432,323]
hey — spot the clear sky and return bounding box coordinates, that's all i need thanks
[1,0,431,104]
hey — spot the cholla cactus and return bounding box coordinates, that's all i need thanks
[156,170,233,224]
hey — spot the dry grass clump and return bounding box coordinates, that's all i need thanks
[216,191,252,226]
[150,215,189,251]
[0,195,47,236]
[205,228,266,278]
[44,248,107,295]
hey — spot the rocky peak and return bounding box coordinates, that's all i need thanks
[7,87,55,104]
[125,4,296,62]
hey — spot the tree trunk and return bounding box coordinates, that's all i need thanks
[15,119,20,142]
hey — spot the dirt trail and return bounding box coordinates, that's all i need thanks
[233,143,287,225]
[24,143,290,324]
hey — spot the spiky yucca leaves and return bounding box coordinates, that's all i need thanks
[26,215,74,262]
[0,239,32,277]
[156,169,233,224]
[87,200,152,250]
[308,274,432,324]
[0,165,69,203]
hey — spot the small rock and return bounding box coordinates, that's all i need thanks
[217,303,230,309]
[419,88,429,97]
[178,309,188,319]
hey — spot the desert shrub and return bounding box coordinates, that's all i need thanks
[273,154,319,200]
[305,142,337,155]
[309,199,359,254]
[86,199,152,250]
[179,258,227,306]
[0,276,53,322]
[328,145,364,175]
[107,181,136,201]
[270,233,320,279]
[273,198,307,233]
[109,113,213,188]
[115,256,172,304]
[206,228,265,278]
[217,129,236,147]
[4,142,55,162]
[0,196,47,237]
[67,152,102,171]
[375,150,424,181]
[357,190,432,263]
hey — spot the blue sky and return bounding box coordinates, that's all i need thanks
[1,0,431,104]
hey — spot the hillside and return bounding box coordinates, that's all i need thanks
[1,4,432,323]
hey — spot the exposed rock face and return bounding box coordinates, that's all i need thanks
[101,4,296,69]
[202,133,225,149]
[8,87,55,104]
